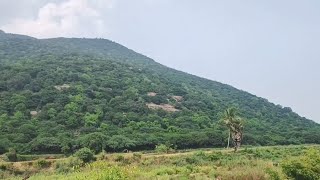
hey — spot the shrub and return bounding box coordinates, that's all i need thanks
[4,149,17,162]
[84,161,127,179]
[133,153,142,160]
[172,158,187,166]
[185,156,202,165]
[74,148,95,163]
[194,150,206,158]
[265,168,283,180]
[114,155,125,162]
[0,163,7,171]
[207,152,223,161]
[34,159,51,168]
[155,144,170,154]
[97,152,108,161]
[0,170,12,180]
[282,148,320,180]
[243,147,254,154]
[55,157,83,173]
[156,168,176,176]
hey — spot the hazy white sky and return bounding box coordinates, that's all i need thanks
[0,0,319,123]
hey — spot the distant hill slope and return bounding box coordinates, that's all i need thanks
[0,31,319,154]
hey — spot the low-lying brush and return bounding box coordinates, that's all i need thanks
[282,148,320,180]
[1,145,319,180]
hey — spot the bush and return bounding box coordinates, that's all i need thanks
[97,152,108,161]
[74,148,95,163]
[185,156,202,165]
[4,149,17,162]
[0,163,7,171]
[133,153,142,160]
[155,144,170,154]
[0,170,12,180]
[55,157,83,173]
[156,168,176,176]
[207,152,223,161]
[34,159,51,168]
[83,161,127,179]
[265,168,284,180]
[282,148,320,180]
[194,151,206,158]
[114,155,125,162]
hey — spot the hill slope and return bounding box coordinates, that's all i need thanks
[0,31,319,154]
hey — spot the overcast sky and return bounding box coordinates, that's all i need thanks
[0,0,319,123]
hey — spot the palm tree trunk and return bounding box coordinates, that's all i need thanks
[227,130,230,149]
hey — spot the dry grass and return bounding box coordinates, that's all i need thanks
[2,145,319,180]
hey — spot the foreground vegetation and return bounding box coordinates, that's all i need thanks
[1,145,319,180]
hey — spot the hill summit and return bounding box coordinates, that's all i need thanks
[0,32,319,154]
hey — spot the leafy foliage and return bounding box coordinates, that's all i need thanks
[5,145,317,180]
[0,31,319,155]
[155,144,171,154]
[55,157,83,173]
[221,108,244,151]
[33,158,51,168]
[4,148,17,162]
[74,148,95,163]
[282,148,320,180]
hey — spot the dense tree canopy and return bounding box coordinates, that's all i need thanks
[0,31,319,154]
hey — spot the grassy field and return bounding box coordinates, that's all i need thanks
[1,145,319,180]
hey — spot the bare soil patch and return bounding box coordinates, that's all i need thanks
[146,103,179,112]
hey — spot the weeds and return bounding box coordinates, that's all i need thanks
[2,145,320,180]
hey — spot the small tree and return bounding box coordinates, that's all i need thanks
[74,148,95,163]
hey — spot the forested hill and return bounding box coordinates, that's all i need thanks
[0,31,319,154]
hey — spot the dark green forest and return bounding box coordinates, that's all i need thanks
[0,30,319,155]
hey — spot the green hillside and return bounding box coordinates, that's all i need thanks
[0,31,319,154]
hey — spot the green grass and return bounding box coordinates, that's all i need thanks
[1,145,319,180]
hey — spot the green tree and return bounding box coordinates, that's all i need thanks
[79,132,106,153]
[84,112,99,127]
[0,138,10,154]
[106,135,136,151]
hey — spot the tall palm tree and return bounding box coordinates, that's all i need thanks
[230,116,244,152]
[221,108,244,152]
[222,108,236,149]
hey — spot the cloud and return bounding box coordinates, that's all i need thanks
[1,0,111,38]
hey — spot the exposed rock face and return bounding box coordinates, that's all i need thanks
[146,103,179,112]
[30,111,38,116]
[54,84,71,91]
[0,30,5,34]
[172,96,183,102]
[147,92,157,97]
